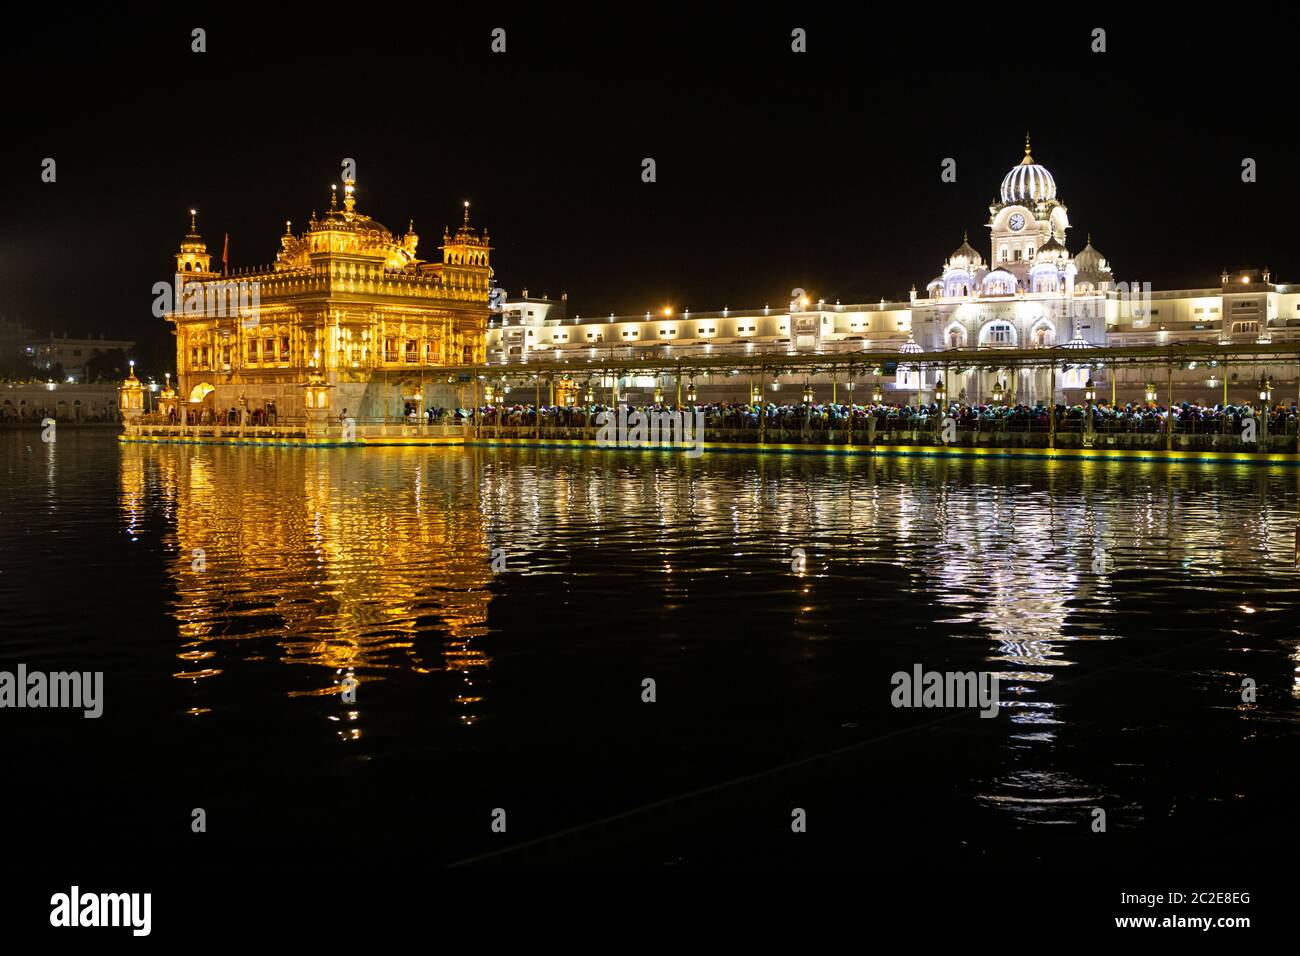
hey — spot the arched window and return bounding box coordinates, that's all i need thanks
[979,322,1016,346]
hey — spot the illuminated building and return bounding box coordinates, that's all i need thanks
[487,138,1300,404]
[167,174,492,420]
[25,332,136,383]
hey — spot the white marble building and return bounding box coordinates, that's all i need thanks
[486,139,1300,404]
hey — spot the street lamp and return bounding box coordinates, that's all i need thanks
[1258,377,1272,403]
[750,385,761,404]
[802,384,814,404]
[1084,377,1096,402]
[871,381,883,403]
[653,385,664,404]
[935,376,946,405]
[686,382,697,403]
[583,384,594,404]
[992,379,1005,403]
[484,384,496,403]
[1145,382,1158,404]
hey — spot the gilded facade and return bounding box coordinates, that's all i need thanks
[168,173,492,420]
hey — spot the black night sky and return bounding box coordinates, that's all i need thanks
[5,11,1297,368]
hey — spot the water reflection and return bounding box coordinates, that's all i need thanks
[114,442,1300,836]
[118,444,494,732]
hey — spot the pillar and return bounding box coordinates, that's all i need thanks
[1048,363,1056,449]
[1166,363,1173,451]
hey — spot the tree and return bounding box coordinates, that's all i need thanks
[83,348,129,383]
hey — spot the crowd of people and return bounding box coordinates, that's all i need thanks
[126,397,1300,438]
[452,399,1300,435]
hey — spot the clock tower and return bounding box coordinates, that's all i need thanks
[987,135,1070,285]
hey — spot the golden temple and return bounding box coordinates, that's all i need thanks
[166,171,492,422]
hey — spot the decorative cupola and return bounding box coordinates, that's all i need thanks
[946,231,985,269]
[176,209,214,275]
[1000,134,1058,205]
[440,201,492,269]
[1073,234,1111,278]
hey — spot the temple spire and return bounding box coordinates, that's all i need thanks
[343,170,357,214]
[463,199,471,227]
[1023,132,1033,163]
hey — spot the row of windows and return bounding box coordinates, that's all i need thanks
[943,324,1057,348]
[187,338,452,369]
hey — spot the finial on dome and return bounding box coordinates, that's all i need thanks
[343,171,356,213]
[463,200,470,228]
[1024,132,1033,162]
[330,184,338,210]
[189,209,197,232]
[1087,232,1092,244]
[963,230,968,242]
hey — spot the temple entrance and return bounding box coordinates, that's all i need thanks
[184,382,216,424]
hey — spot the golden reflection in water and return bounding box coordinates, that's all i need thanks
[116,444,1300,816]
[118,444,493,730]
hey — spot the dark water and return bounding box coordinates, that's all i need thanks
[2,430,1298,866]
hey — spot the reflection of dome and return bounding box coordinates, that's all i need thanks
[1000,136,1057,204]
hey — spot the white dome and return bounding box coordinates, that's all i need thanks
[1000,137,1057,204]
[1074,235,1109,275]
[1034,235,1068,262]
[947,232,983,267]
[898,332,923,354]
